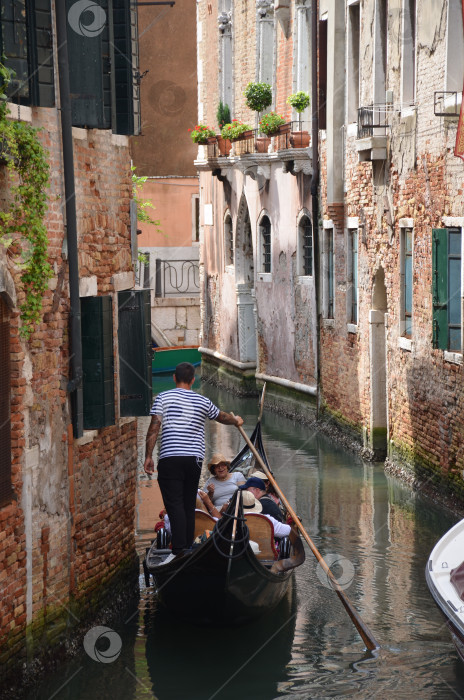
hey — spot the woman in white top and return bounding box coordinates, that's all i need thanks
[201,453,245,507]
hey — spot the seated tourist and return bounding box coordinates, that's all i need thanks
[241,491,290,539]
[202,453,245,507]
[251,470,283,509]
[240,476,284,522]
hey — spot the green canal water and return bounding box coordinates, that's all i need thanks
[31,379,464,699]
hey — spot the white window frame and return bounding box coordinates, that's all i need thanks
[446,0,464,100]
[346,219,358,331]
[322,221,334,320]
[399,220,414,344]
[400,0,417,109]
[296,209,313,282]
[257,210,272,282]
[346,0,360,125]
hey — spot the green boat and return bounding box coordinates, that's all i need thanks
[152,345,201,374]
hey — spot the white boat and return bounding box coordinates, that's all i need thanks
[426,518,464,662]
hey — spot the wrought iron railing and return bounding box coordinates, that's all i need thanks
[154,259,200,297]
[205,121,311,158]
[357,105,388,139]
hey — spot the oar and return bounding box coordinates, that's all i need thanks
[235,421,379,652]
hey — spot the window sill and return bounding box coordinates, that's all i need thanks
[6,102,32,123]
[356,135,388,162]
[398,336,413,352]
[323,318,335,328]
[444,350,463,365]
[257,273,272,283]
[296,275,313,285]
[347,323,358,334]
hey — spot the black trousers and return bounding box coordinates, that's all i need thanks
[157,456,202,554]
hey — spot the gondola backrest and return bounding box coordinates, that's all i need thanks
[245,514,278,560]
[194,509,216,539]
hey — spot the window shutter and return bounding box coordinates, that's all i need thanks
[0,298,12,508]
[81,296,115,430]
[66,0,111,129]
[33,0,54,106]
[111,0,140,135]
[118,290,152,417]
[432,228,448,350]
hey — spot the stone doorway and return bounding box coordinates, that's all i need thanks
[235,195,256,363]
[369,267,388,458]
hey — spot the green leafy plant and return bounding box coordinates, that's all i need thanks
[188,123,216,144]
[287,91,310,121]
[244,82,272,113]
[220,120,252,141]
[216,102,231,130]
[0,62,52,339]
[131,166,161,229]
[259,111,286,136]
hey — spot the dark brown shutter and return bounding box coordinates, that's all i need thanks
[0,298,12,508]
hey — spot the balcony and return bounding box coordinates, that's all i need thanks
[434,91,462,117]
[356,105,389,162]
[195,121,312,179]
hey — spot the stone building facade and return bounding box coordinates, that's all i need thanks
[196,0,464,499]
[196,0,317,405]
[0,0,145,683]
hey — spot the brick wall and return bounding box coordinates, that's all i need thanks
[0,106,139,680]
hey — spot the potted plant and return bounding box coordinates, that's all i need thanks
[286,91,310,147]
[188,123,216,145]
[221,120,252,142]
[244,82,272,126]
[256,112,287,152]
[216,103,232,155]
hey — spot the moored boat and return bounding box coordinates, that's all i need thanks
[426,518,464,662]
[152,345,201,374]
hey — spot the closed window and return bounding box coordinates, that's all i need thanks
[432,228,462,352]
[401,228,413,337]
[224,213,233,266]
[401,0,416,106]
[324,227,334,318]
[348,228,358,324]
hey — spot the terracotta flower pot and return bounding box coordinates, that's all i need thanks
[217,136,232,156]
[256,136,271,153]
[290,130,310,148]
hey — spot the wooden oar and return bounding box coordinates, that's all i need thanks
[235,421,379,652]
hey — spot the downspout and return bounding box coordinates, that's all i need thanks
[55,1,83,438]
[311,0,320,419]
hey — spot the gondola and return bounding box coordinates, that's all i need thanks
[426,518,464,662]
[143,421,305,626]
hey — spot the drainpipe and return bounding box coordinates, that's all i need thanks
[55,1,83,438]
[311,0,320,420]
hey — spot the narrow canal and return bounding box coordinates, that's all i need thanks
[33,378,464,699]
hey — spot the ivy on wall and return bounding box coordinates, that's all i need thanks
[0,63,52,339]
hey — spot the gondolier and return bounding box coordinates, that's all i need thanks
[143,362,243,563]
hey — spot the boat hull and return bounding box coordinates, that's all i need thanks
[152,346,201,374]
[426,517,464,663]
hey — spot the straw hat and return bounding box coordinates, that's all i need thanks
[241,490,263,513]
[251,470,269,481]
[207,453,231,474]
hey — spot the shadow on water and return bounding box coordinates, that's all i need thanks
[143,581,297,700]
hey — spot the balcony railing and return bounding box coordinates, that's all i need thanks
[434,91,461,117]
[154,259,199,297]
[357,105,388,139]
[205,121,311,158]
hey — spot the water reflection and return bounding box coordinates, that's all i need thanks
[31,380,464,699]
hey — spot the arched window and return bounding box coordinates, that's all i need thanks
[298,214,312,276]
[259,215,272,274]
[224,212,233,266]
[0,297,11,507]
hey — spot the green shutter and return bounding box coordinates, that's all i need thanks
[432,228,448,350]
[66,0,111,129]
[118,290,152,416]
[111,0,140,135]
[82,296,115,429]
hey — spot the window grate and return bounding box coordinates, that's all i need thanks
[0,298,12,507]
[260,217,271,273]
[302,218,313,276]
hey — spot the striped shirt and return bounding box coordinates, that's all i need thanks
[151,389,220,459]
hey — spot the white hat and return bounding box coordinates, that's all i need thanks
[242,490,263,513]
[251,470,269,481]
